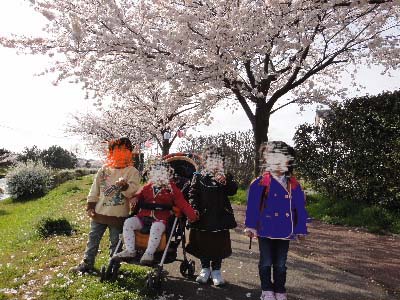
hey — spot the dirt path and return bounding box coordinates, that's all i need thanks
[159,205,399,300]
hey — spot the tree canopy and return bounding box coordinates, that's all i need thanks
[2,0,399,173]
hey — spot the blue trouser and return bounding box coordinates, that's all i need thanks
[258,237,290,293]
[83,220,122,267]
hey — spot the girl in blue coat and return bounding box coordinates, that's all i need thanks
[245,141,309,300]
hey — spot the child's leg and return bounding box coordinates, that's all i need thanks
[210,258,225,286]
[108,225,122,256]
[196,258,212,284]
[122,216,143,253]
[271,240,290,294]
[200,258,211,269]
[258,237,274,292]
[145,221,166,255]
[83,220,108,267]
[211,259,222,270]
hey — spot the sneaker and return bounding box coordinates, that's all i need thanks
[275,293,287,300]
[139,251,154,265]
[195,268,211,284]
[69,262,94,274]
[210,269,225,286]
[260,291,276,300]
[114,249,136,259]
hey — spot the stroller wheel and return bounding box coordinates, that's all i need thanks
[100,265,106,282]
[110,262,120,282]
[180,259,195,278]
[187,260,195,278]
[179,260,189,277]
[146,270,162,292]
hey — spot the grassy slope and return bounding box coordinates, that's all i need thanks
[0,176,149,300]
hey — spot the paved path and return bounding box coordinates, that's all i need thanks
[162,230,393,300]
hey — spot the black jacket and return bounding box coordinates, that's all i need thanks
[188,172,238,231]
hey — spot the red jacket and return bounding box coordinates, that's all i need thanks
[135,181,197,222]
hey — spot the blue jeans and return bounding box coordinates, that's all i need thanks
[258,238,290,293]
[83,220,122,267]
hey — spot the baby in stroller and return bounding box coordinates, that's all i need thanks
[114,161,198,265]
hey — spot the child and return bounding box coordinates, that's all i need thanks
[245,141,309,300]
[114,162,198,265]
[186,146,238,286]
[71,137,140,273]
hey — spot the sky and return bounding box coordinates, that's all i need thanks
[0,0,399,160]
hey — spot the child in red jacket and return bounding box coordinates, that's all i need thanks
[114,162,198,265]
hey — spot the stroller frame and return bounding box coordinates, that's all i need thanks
[100,153,199,292]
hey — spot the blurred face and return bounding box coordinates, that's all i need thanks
[148,163,172,187]
[107,145,132,168]
[203,154,224,175]
[261,144,291,175]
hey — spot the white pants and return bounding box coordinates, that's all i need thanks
[123,216,166,255]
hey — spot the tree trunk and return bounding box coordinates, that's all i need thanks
[252,100,271,177]
[162,139,171,156]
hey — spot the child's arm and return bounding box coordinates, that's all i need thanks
[187,173,201,211]
[120,167,141,198]
[86,168,102,216]
[171,183,198,222]
[244,177,263,230]
[223,173,238,196]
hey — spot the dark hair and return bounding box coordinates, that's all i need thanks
[108,137,133,152]
[202,145,225,161]
[259,141,296,176]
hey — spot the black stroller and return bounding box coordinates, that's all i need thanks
[100,153,201,292]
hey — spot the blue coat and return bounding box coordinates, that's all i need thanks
[245,173,309,239]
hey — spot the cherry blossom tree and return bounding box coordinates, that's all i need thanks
[68,81,214,155]
[2,0,399,173]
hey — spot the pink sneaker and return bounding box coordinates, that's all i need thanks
[275,293,287,300]
[260,291,276,300]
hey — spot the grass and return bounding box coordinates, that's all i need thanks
[306,193,400,234]
[229,188,248,205]
[0,176,151,300]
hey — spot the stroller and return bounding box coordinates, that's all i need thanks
[100,153,201,291]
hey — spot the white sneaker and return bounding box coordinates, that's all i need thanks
[260,291,276,300]
[140,251,154,265]
[275,293,287,300]
[210,269,225,286]
[114,249,136,259]
[195,268,211,284]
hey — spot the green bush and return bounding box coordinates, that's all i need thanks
[295,90,400,209]
[306,193,400,234]
[36,217,75,238]
[5,161,52,199]
[361,206,394,233]
[51,169,75,187]
[51,168,97,188]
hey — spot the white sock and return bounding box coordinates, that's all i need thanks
[123,216,142,253]
[145,221,166,255]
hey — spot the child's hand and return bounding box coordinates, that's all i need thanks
[189,210,200,223]
[128,197,138,209]
[244,228,257,238]
[87,208,96,218]
[215,173,226,185]
[115,177,129,190]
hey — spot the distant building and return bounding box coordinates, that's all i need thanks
[315,109,331,126]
